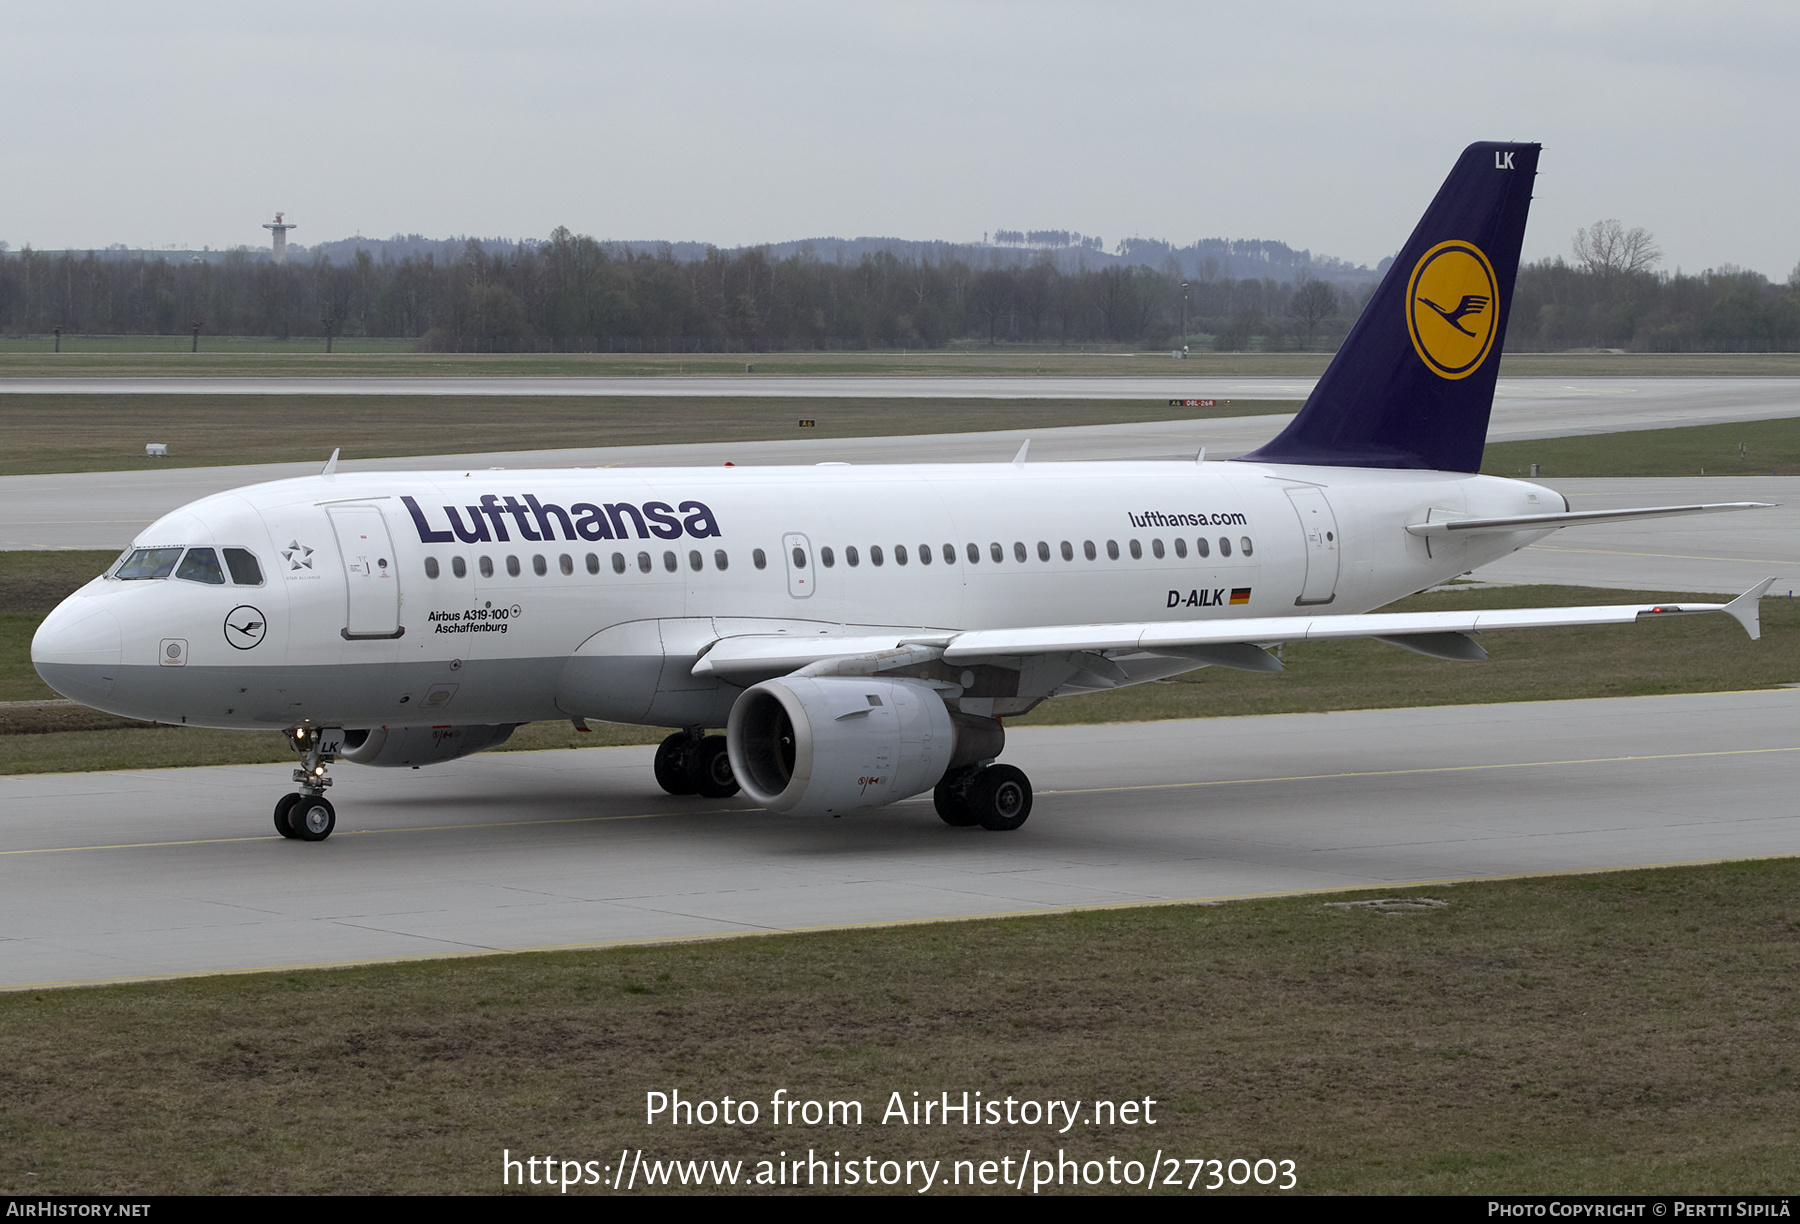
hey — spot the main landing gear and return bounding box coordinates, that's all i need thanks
[654,729,741,799]
[275,727,341,841]
[933,763,1033,832]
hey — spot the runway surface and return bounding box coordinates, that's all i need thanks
[4,688,1795,990]
[6,374,1799,423]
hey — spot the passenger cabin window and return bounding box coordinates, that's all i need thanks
[611,552,626,574]
[1219,537,1232,557]
[1083,540,1097,561]
[1195,538,1210,558]
[480,555,494,577]
[714,549,730,571]
[846,546,860,567]
[560,554,574,575]
[506,555,521,577]
[175,548,226,585]
[753,548,767,570]
[638,551,652,573]
[117,548,184,580]
[532,554,547,576]
[1151,539,1164,559]
[917,544,931,565]
[1105,540,1119,561]
[820,546,834,568]
[424,557,440,579]
[1015,542,1028,563]
[1241,536,1254,557]
[587,553,601,575]
[223,548,264,585]
[452,556,468,578]
[895,545,908,566]
[871,545,884,567]
[1174,538,1188,558]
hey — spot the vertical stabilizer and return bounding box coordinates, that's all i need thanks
[1242,142,1540,472]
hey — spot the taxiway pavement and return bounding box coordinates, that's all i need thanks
[6,374,1799,426]
[3,688,1796,990]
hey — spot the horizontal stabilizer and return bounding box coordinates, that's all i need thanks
[1406,502,1772,537]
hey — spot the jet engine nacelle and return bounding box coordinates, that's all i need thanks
[340,723,518,768]
[727,675,1002,816]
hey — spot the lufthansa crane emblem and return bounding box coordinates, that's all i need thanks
[1406,239,1499,380]
[224,605,267,650]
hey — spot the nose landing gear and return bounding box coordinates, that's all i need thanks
[276,727,342,841]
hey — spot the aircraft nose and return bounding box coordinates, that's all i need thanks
[32,597,122,702]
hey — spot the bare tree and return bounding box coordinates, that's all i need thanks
[1286,277,1339,348]
[1572,219,1662,276]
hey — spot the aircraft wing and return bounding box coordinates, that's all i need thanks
[693,579,1772,682]
[1405,502,1771,536]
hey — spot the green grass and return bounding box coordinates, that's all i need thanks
[0,394,1294,476]
[7,547,1791,775]
[1484,415,1800,478]
[2,347,1798,379]
[1,858,1796,1193]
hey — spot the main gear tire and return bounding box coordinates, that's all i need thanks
[685,735,740,799]
[654,732,697,795]
[972,764,1032,831]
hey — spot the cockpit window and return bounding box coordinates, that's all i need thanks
[175,548,226,585]
[116,548,184,580]
[223,548,264,586]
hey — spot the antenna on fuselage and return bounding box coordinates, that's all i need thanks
[1012,439,1030,467]
[1196,447,1206,465]
[321,448,340,477]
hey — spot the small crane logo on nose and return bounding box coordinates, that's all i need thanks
[224,606,267,650]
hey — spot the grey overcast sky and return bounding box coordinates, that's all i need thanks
[3,1,1796,278]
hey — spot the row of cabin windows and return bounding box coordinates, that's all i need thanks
[421,536,1253,580]
[803,536,1253,569]
[423,549,741,579]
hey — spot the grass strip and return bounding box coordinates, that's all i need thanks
[0,395,1294,476]
[1,858,1795,1193]
[1484,415,1800,478]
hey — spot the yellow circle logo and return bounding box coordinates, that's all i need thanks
[1406,240,1499,380]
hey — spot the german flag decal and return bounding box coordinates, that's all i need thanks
[1230,588,1252,606]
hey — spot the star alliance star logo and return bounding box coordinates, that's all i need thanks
[283,540,314,570]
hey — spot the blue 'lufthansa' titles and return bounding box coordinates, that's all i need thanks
[402,495,721,544]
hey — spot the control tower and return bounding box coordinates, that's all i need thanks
[262,212,296,265]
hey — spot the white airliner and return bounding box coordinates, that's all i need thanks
[32,143,1771,842]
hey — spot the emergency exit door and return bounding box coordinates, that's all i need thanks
[1286,486,1340,606]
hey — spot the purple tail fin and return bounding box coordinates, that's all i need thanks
[1242,142,1540,473]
